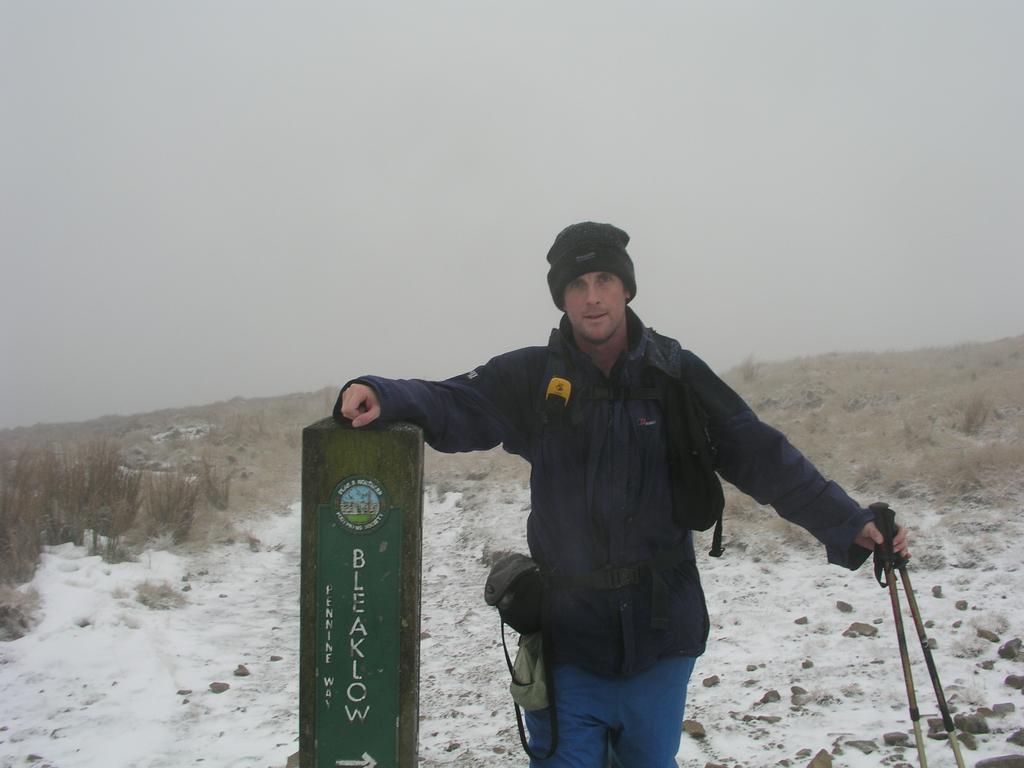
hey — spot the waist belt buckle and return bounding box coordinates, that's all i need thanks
[604,567,639,590]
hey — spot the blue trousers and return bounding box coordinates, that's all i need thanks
[525,656,697,768]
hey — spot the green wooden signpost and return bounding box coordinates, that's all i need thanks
[300,419,423,768]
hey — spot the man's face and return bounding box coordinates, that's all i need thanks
[562,271,631,348]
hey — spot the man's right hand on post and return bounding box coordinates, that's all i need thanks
[340,383,381,428]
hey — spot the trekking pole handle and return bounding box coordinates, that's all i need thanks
[870,501,908,569]
[870,502,897,554]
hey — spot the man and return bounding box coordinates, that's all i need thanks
[337,221,908,768]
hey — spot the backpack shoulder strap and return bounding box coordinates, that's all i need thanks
[646,333,727,557]
[644,328,684,379]
[538,329,581,427]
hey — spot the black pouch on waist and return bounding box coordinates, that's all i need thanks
[484,553,544,635]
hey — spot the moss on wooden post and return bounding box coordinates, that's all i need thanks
[300,418,423,768]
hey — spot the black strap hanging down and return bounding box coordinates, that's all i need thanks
[655,371,726,556]
[499,612,559,760]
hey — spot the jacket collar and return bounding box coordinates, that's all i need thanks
[557,307,651,381]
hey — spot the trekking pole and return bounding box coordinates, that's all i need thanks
[870,502,967,768]
[899,566,967,768]
[869,502,928,768]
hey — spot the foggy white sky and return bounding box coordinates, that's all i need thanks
[2,2,1022,430]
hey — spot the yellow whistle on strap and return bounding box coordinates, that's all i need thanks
[545,377,572,406]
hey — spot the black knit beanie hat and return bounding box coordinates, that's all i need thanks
[545,221,637,310]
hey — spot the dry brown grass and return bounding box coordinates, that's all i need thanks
[0,585,39,639]
[0,442,148,581]
[198,453,231,511]
[73,442,142,561]
[721,335,1024,510]
[958,391,991,434]
[737,354,760,383]
[144,471,199,543]
[135,579,186,610]
[0,388,334,584]
[0,448,50,583]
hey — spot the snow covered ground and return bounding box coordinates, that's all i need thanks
[0,506,301,768]
[2,480,1023,768]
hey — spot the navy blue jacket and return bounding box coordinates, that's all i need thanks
[348,310,873,676]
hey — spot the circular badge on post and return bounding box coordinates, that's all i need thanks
[331,476,389,534]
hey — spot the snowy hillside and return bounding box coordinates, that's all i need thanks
[2,337,1023,767]
[3,474,1023,767]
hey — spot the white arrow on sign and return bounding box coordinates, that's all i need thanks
[335,753,377,768]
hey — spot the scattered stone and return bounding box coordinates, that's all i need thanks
[975,757,1024,768]
[999,638,1022,660]
[176,689,192,696]
[234,664,250,677]
[807,749,832,768]
[927,717,945,734]
[931,585,943,598]
[953,619,962,628]
[927,731,948,741]
[702,675,720,688]
[959,732,978,750]
[182,585,192,592]
[1005,675,1024,690]
[925,619,935,628]
[843,622,878,638]
[444,741,460,752]
[953,712,989,734]
[845,740,877,754]
[792,691,813,707]
[209,682,230,694]
[704,763,729,768]
[927,637,938,649]
[746,664,758,672]
[802,659,814,669]
[980,659,995,670]
[757,715,781,723]
[795,616,809,625]
[978,628,1001,643]
[993,702,1016,716]
[883,731,910,746]
[1007,729,1024,746]
[955,600,968,611]
[791,685,808,695]
[27,756,43,763]
[270,655,283,662]
[758,689,781,704]
[682,720,706,739]
[836,601,853,613]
